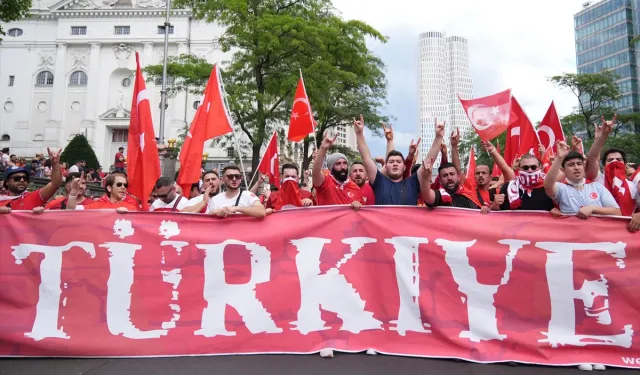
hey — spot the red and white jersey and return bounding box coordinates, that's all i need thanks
[150,195,188,212]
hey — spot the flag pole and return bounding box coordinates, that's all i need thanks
[158,0,171,145]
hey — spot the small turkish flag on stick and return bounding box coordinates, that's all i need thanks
[288,72,315,142]
[537,101,565,154]
[257,131,280,189]
[127,52,160,210]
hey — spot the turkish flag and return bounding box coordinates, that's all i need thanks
[463,147,477,191]
[257,131,280,189]
[177,64,233,194]
[538,101,565,153]
[459,89,512,141]
[541,147,554,174]
[491,143,502,178]
[504,117,520,167]
[287,74,315,142]
[127,52,160,211]
[512,97,540,159]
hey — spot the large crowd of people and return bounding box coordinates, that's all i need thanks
[0,117,638,235]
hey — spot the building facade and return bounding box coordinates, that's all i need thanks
[0,0,269,171]
[574,0,640,114]
[418,31,473,165]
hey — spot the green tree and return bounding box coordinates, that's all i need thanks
[0,0,31,38]
[548,71,620,139]
[585,134,640,165]
[161,0,388,172]
[458,131,507,171]
[60,134,101,170]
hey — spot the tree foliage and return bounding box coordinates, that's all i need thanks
[151,0,389,172]
[458,131,506,172]
[548,71,620,139]
[61,134,101,170]
[0,0,31,38]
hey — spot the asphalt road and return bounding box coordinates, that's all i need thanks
[1,355,638,375]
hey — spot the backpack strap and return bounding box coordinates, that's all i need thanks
[234,190,243,207]
[171,196,183,212]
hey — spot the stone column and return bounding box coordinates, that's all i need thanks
[82,43,101,142]
[48,43,67,147]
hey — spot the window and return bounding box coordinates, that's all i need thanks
[226,147,235,158]
[112,129,128,143]
[121,78,131,87]
[7,28,23,37]
[69,71,88,86]
[114,26,130,35]
[36,71,54,86]
[157,25,174,34]
[71,26,87,35]
[154,76,175,85]
[193,100,201,110]
[8,76,15,86]
[1,134,10,141]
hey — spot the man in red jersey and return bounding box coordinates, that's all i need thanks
[45,172,93,210]
[67,172,138,212]
[349,161,375,205]
[265,163,315,215]
[0,148,62,214]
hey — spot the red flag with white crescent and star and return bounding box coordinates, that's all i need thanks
[459,89,512,141]
[538,101,565,153]
[257,131,280,189]
[177,64,233,194]
[127,52,160,210]
[512,97,541,159]
[288,74,315,142]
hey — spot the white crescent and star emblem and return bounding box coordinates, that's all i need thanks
[140,132,145,152]
[537,125,555,150]
[270,153,278,175]
[467,105,495,131]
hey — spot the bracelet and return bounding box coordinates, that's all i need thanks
[69,194,78,198]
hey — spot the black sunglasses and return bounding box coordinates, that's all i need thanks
[225,174,242,180]
[11,175,29,182]
[520,165,539,171]
[115,182,128,188]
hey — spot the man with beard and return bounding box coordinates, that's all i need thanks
[545,145,620,219]
[207,164,265,218]
[499,154,555,212]
[182,170,220,213]
[0,148,63,214]
[312,133,364,209]
[350,162,375,205]
[264,164,315,215]
[150,177,188,212]
[67,172,137,212]
[422,161,483,209]
[45,172,93,210]
[354,115,431,206]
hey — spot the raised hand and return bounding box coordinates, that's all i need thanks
[320,132,337,150]
[382,122,393,141]
[422,157,434,178]
[435,118,446,139]
[311,149,318,161]
[374,157,385,166]
[450,127,460,148]
[258,174,266,184]
[481,139,495,153]
[203,185,213,204]
[70,171,84,195]
[571,135,583,152]
[353,114,365,135]
[47,148,62,165]
[408,137,421,157]
[556,140,570,159]
[599,114,616,138]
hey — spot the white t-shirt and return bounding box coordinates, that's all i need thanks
[150,195,189,212]
[1,154,10,167]
[69,165,80,173]
[207,190,260,212]
[186,195,204,207]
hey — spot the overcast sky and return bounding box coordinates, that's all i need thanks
[331,0,588,157]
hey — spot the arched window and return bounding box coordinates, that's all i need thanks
[8,28,23,37]
[36,71,54,86]
[1,134,10,141]
[193,100,201,110]
[69,71,88,86]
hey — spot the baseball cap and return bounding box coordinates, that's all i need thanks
[4,166,29,180]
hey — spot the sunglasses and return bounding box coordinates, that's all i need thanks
[114,182,128,188]
[11,175,29,182]
[225,174,242,180]
[520,165,539,171]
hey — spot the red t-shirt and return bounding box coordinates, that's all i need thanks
[45,196,93,210]
[81,200,139,211]
[266,189,316,210]
[0,190,47,210]
[115,152,125,168]
[360,183,376,205]
[315,171,364,206]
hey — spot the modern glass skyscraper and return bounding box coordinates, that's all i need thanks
[418,32,473,166]
[574,0,640,113]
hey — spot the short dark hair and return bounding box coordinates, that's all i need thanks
[65,172,82,184]
[475,164,490,172]
[281,163,299,175]
[155,176,174,189]
[202,170,219,180]
[351,161,365,169]
[1,148,8,153]
[438,162,457,174]
[221,164,240,176]
[190,183,200,192]
[119,147,124,150]
[601,148,626,165]
[562,151,585,168]
[520,154,541,166]
[386,150,405,163]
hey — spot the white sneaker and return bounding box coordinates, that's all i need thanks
[593,364,606,371]
[366,349,377,355]
[319,349,334,358]
[578,364,594,371]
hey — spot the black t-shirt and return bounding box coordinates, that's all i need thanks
[499,184,554,211]
[430,189,480,209]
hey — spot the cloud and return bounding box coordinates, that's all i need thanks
[334,0,586,157]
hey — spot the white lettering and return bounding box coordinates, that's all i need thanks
[435,239,528,342]
[196,240,281,337]
[290,237,383,335]
[11,242,96,341]
[536,241,633,348]
[385,237,431,336]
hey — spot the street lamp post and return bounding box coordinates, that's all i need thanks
[158,0,171,145]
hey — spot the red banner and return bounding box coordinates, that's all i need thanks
[1,208,639,368]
